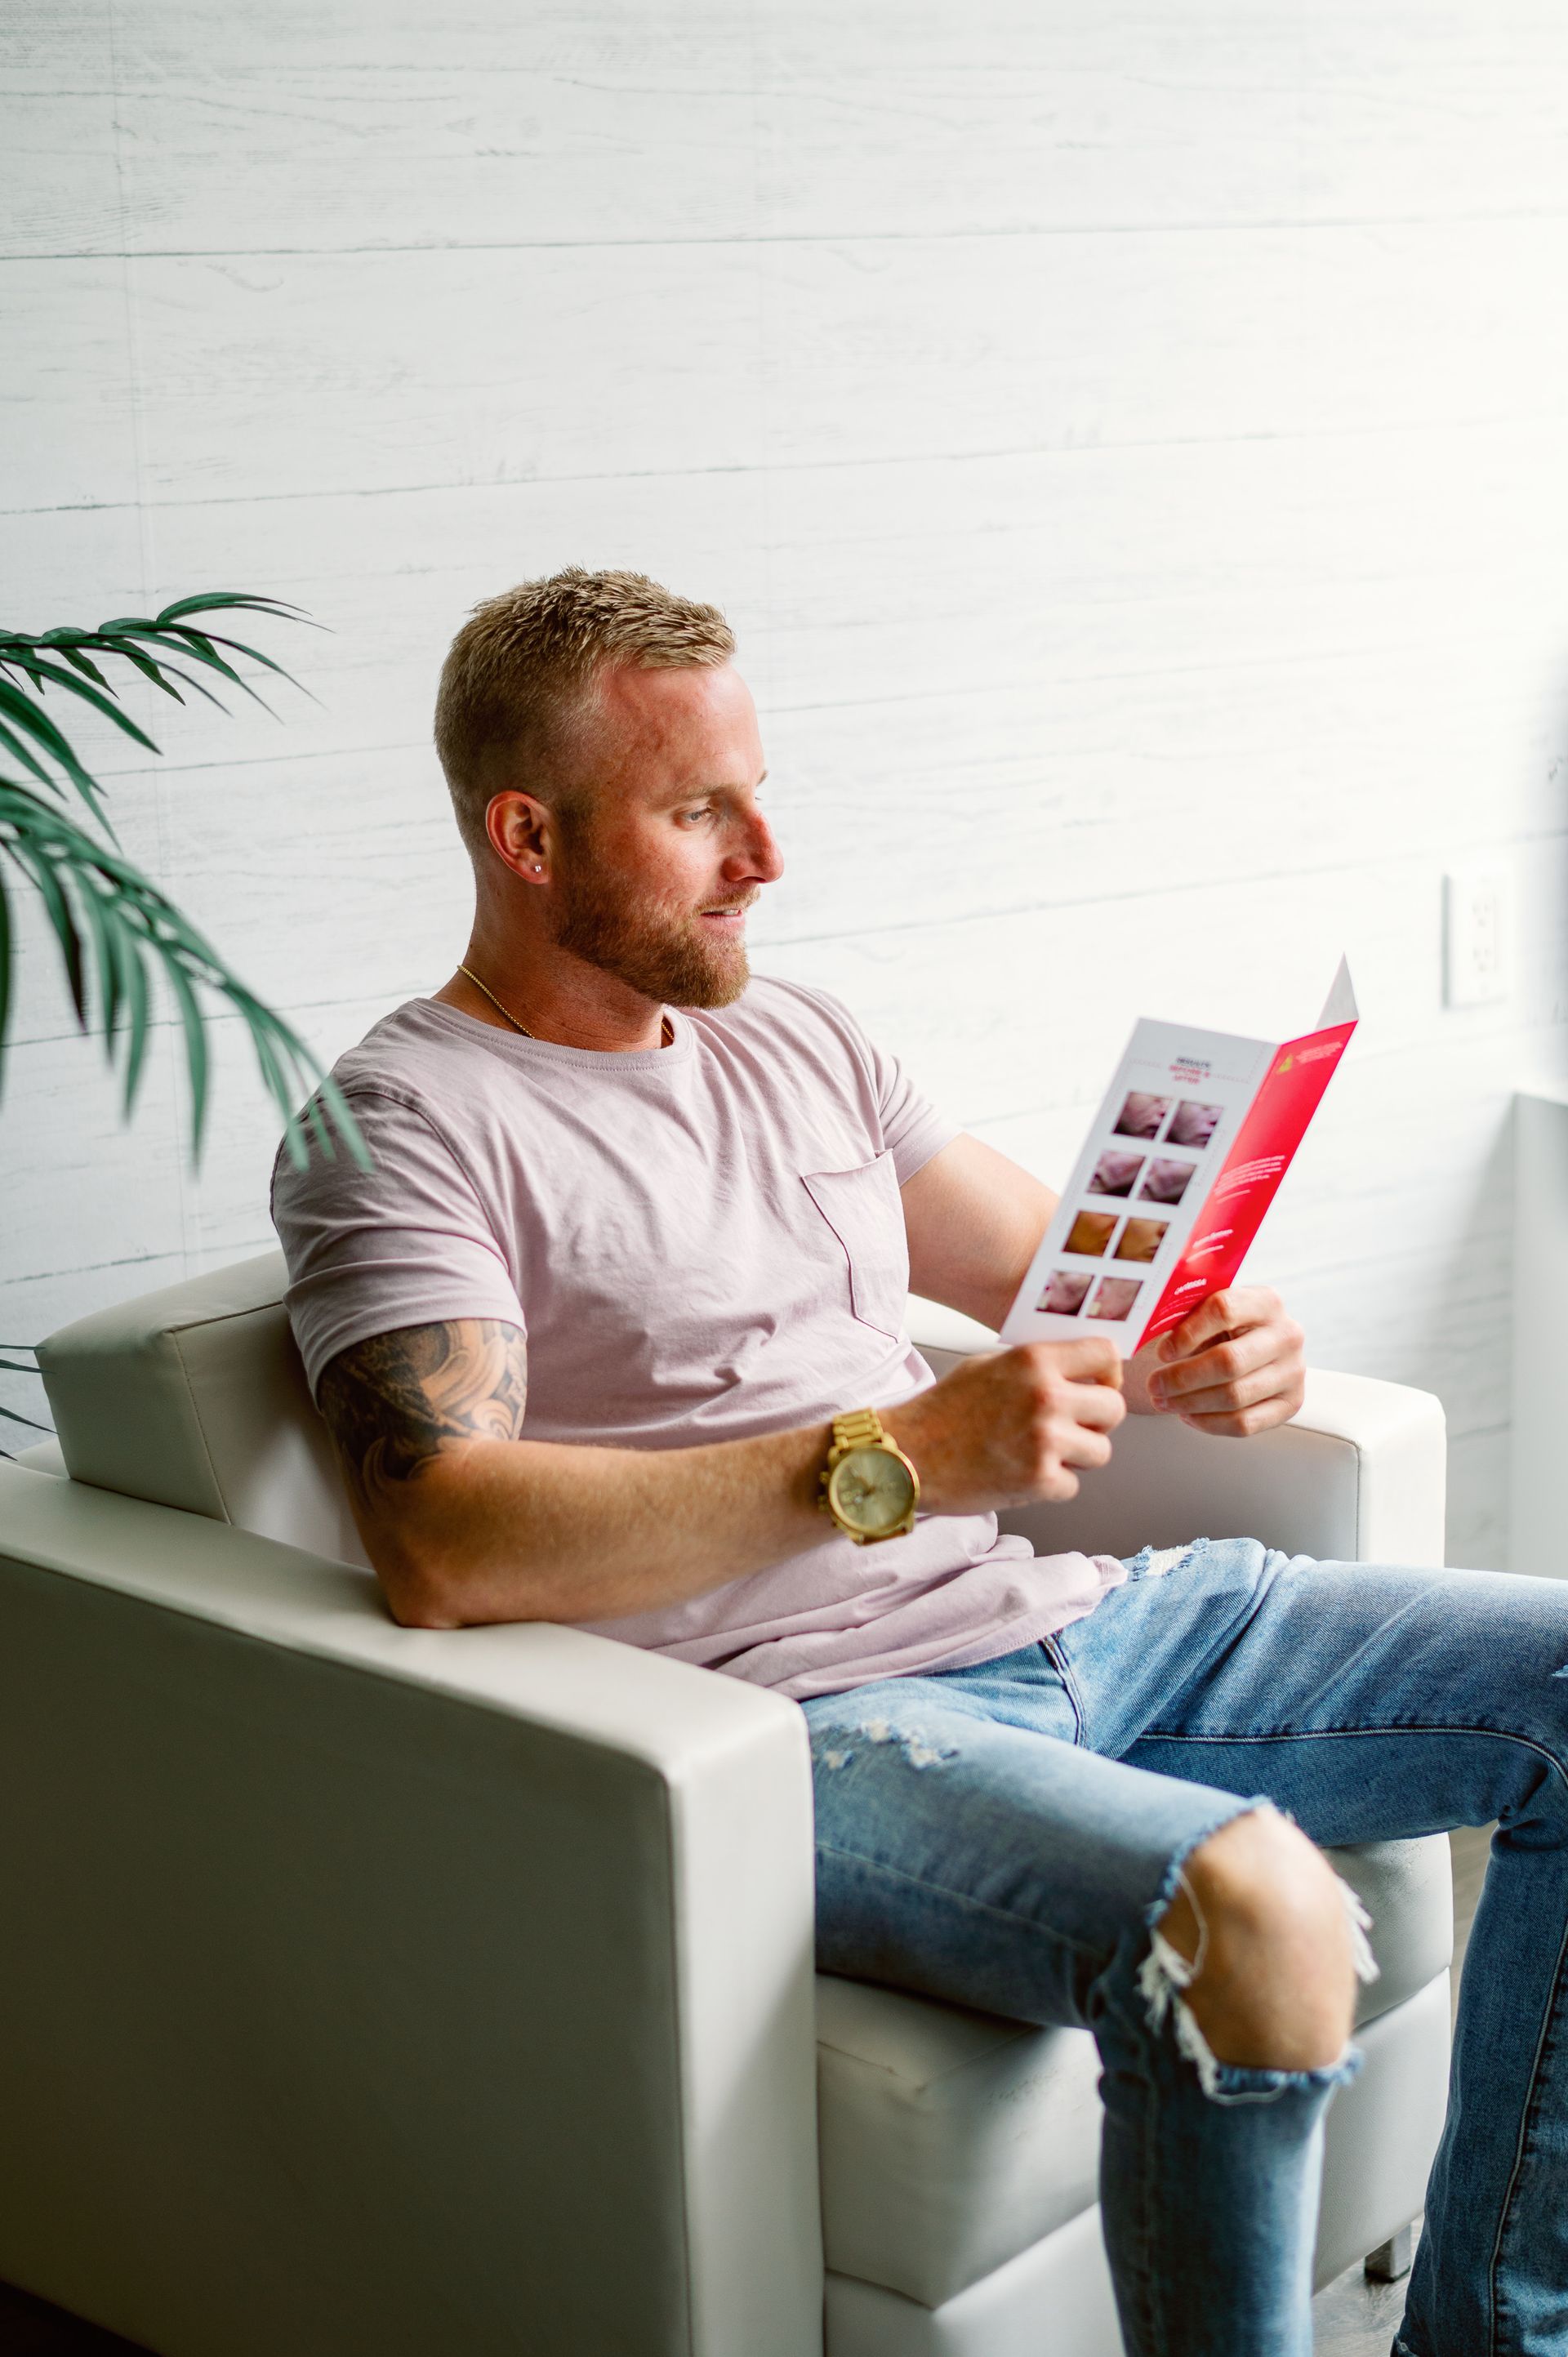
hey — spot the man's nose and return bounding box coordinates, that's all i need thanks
[729,809,784,884]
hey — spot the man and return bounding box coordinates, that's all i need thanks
[273,569,1568,2357]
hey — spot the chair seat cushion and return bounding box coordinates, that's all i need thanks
[815,1833,1453,2308]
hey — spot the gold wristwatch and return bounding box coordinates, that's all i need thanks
[818,1408,920,1546]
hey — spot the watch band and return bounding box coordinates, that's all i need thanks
[830,1407,889,1452]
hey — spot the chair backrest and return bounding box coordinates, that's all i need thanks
[35,1259,1444,1577]
[37,1251,371,1568]
[32,1268,993,1580]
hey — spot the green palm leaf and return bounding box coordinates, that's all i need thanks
[0,777,367,1169]
[5,653,163,746]
[0,1405,51,1432]
[0,594,324,828]
[0,679,124,835]
[0,591,356,1169]
[0,1344,47,1448]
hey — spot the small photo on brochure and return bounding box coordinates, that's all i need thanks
[1137,1156,1197,1206]
[1115,1216,1168,1264]
[1065,1209,1119,1257]
[1037,1268,1094,1316]
[1088,1149,1145,1199]
[1112,1090,1170,1141]
[1168,1098,1223,1150]
[1086,1276,1143,1322]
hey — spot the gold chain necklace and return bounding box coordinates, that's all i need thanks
[457,965,672,1047]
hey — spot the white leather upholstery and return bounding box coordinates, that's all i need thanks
[817,1835,1452,2309]
[989,1368,1446,1570]
[0,1263,1455,2355]
[11,1437,65,1476]
[826,2204,1125,2357]
[38,1269,1448,1578]
[823,1974,1454,2356]
[1314,1973,1454,2290]
[911,1299,1447,1571]
[0,1460,822,2357]
[819,1982,1104,2310]
[37,1250,369,1567]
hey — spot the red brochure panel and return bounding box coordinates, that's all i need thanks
[1139,1018,1357,1345]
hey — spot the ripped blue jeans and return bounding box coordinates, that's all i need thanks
[803,1538,1568,2357]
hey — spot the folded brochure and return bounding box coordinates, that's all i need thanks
[1000,960,1358,1357]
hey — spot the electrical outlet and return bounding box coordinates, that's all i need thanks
[1444,865,1512,1008]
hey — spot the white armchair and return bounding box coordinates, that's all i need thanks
[0,1255,1453,2357]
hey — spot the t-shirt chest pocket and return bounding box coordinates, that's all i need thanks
[801,1151,909,1340]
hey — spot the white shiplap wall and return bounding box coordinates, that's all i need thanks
[6,2,1568,1564]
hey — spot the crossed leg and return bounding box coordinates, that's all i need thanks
[806,1538,1568,2357]
[806,1655,1364,2357]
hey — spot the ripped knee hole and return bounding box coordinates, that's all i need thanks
[1142,1812,1378,2097]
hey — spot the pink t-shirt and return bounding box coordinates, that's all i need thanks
[270,978,1123,1699]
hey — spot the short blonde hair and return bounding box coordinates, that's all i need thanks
[433,567,735,855]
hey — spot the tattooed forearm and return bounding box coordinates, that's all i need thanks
[316,1319,528,1514]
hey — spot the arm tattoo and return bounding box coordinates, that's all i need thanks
[316,1320,528,1515]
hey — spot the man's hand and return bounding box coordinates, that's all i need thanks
[1129,1286,1305,1437]
[884,1337,1126,1516]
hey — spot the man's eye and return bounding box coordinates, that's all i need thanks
[678,805,713,826]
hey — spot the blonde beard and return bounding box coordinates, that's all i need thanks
[552,866,751,1009]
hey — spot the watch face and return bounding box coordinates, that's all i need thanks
[829,1445,916,1538]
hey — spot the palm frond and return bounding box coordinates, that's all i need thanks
[0,1404,51,1432]
[0,679,123,835]
[0,777,367,1170]
[0,595,323,831]
[0,1339,47,1437]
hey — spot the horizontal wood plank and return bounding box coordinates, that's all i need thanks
[6,2,1566,1567]
[7,7,1568,259]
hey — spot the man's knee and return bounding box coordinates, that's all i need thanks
[1156,1808,1357,2072]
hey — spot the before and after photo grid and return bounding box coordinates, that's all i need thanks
[1036,1089,1222,1329]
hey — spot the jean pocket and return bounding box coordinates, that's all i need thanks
[802,1152,909,1340]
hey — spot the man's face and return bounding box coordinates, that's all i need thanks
[550,662,782,1009]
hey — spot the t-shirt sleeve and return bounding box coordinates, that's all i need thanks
[865,1031,960,1183]
[270,1088,525,1400]
[791,982,960,1183]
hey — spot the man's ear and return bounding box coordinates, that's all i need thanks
[484,790,553,882]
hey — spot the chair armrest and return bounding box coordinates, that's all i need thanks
[908,1298,1447,1567]
[0,1464,822,2357]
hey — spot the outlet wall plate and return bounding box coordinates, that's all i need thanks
[1444,865,1512,1008]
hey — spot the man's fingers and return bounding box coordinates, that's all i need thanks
[1174,1402,1287,1438]
[920,1326,1134,1513]
[1059,1378,1128,1431]
[1152,1325,1279,1401]
[1157,1366,1288,1419]
[1156,1286,1276,1363]
[1025,1336,1124,1387]
[1059,1424,1115,1471]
